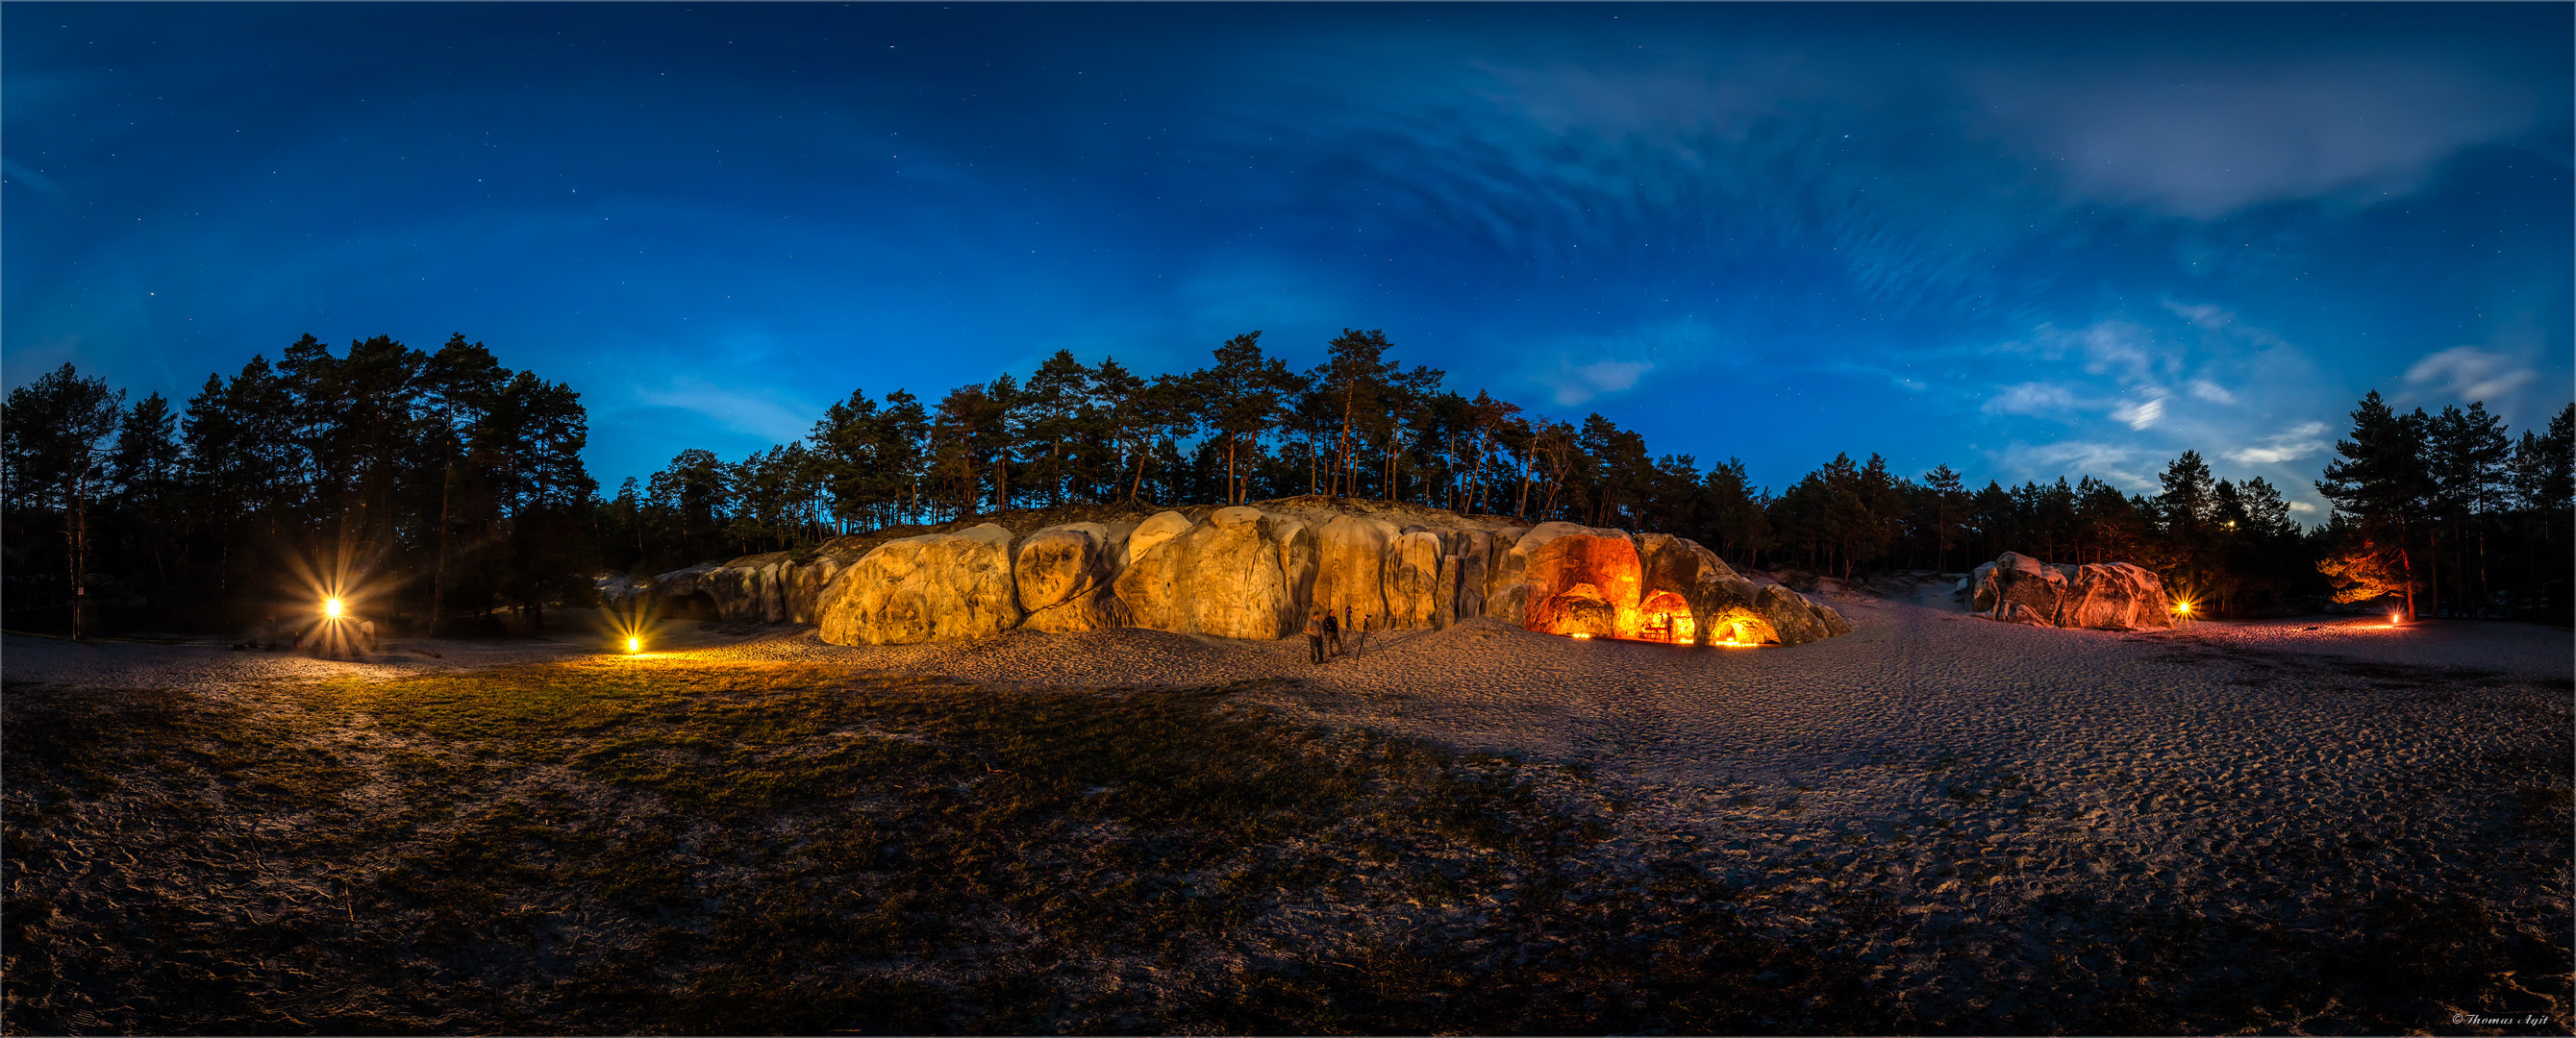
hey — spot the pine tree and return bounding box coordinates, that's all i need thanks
[109,392,184,594]
[1920,464,1968,571]
[1194,332,1296,505]
[1,363,126,636]
[2429,402,2512,614]
[1317,329,1398,498]
[2315,391,2431,618]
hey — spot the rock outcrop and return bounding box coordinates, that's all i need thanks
[603,496,1854,649]
[815,524,1022,645]
[1969,552,2173,630]
[1312,515,1399,629]
[1013,523,1129,633]
[1113,507,1317,640]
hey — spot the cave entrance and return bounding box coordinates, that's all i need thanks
[1702,606,1776,647]
[664,591,719,622]
[1538,582,1618,638]
[1638,591,1694,644]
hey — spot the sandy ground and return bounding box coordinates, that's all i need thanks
[7,583,2570,1028]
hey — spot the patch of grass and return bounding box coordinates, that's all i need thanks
[5,662,1874,1035]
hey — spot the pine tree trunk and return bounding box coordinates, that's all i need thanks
[67,459,88,640]
[433,454,453,631]
[2424,533,2439,619]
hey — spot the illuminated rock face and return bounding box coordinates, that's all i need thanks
[1970,552,2172,630]
[816,524,1023,645]
[1384,531,1445,630]
[733,500,1857,647]
[1313,515,1400,628]
[1517,525,1643,636]
[1014,524,1128,633]
[1114,507,1316,639]
[1493,523,1851,646]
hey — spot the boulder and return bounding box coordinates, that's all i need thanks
[1123,510,1194,570]
[1431,554,1461,630]
[1754,584,1838,646]
[1313,515,1399,629]
[1015,524,1128,632]
[1452,529,1491,620]
[1113,507,1313,639]
[2060,562,2169,630]
[816,524,1022,645]
[1383,531,1445,629]
[785,557,847,625]
[1272,514,1320,621]
[1969,552,2171,630]
[643,561,727,619]
[703,557,789,623]
[1635,533,1747,646]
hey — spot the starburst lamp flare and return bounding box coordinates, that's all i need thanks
[324,597,345,620]
[626,635,641,654]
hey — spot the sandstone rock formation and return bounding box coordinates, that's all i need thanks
[815,524,1022,645]
[1383,531,1444,630]
[1111,507,1318,640]
[1310,514,1399,629]
[1969,552,2173,631]
[1013,524,1128,633]
[605,495,1853,649]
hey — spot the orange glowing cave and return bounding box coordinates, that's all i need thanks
[1521,531,1777,647]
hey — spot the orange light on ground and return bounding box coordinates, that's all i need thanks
[626,636,641,654]
[1569,632,1593,639]
[2389,612,2402,627]
[324,597,345,620]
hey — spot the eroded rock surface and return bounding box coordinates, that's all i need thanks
[1015,524,1128,633]
[614,496,1854,649]
[1969,552,2173,631]
[816,524,1022,645]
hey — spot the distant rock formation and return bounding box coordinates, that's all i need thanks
[597,497,1854,648]
[1968,552,2174,630]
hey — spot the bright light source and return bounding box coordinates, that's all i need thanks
[2173,601,2192,615]
[626,636,641,654]
[1569,632,1593,639]
[324,597,344,620]
[2390,612,2402,626]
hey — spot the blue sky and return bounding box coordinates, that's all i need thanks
[6,3,2568,519]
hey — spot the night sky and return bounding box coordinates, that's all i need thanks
[6,3,2568,518]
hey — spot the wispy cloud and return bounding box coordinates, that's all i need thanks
[1984,381,2080,416]
[2187,379,2238,405]
[2223,420,2331,466]
[633,376,817,444]
[1992,440,2159,491]
[1524,317,1726,407]
[1972,55,2556,217]
[2403,346,2537,404]
[2109,395,2165,431]
[1,159,62,194]
[1543,358,1654,407]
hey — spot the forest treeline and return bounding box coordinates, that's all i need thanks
[5,328,2570,634]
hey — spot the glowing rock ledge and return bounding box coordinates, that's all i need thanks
[601,499,1855,649]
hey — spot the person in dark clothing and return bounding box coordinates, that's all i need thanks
[1305,609,1329,664]
[1320,609,1341,656]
